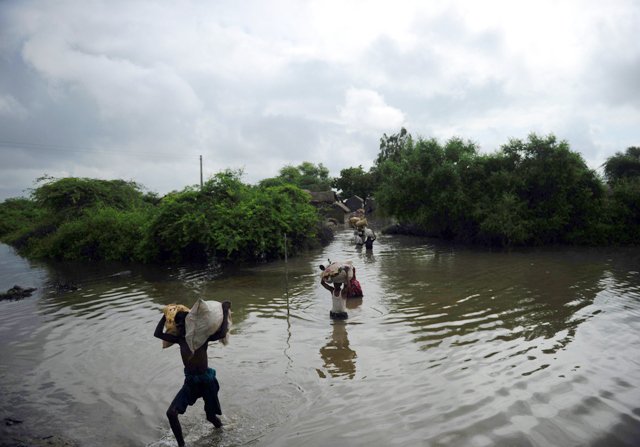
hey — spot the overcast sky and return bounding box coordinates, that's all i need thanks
[0,0,638,200]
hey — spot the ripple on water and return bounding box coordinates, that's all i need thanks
[2,238,640,446]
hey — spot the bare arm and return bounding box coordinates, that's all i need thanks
[320,279,334,292]
[153,315,181,344]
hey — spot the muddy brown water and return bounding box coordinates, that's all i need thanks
[1,228,640,446]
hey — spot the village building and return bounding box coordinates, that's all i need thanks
[305,190,350,224]
[343,195,364,212]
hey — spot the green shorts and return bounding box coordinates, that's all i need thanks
[170,368,221,419]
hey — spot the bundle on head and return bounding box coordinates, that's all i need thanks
[162,304,191,348]
[320,260,354,284]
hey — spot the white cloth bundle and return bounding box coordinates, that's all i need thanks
[185,299,224,353]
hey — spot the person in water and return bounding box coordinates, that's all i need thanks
[346,267,363,298]
[320,266,355,319]
[154,301,232,447]
[363,227,376,251]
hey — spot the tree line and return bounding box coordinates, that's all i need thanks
[0,131,638,264]
[336,130,639,246]
[0,170,320,263]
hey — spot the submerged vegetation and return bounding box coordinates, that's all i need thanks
[0,133,638,264]
[0,171,319,263]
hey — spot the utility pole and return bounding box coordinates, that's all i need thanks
[199,155,203,189]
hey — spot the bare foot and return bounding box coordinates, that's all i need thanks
[210,415,223,428]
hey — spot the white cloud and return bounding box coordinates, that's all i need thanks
[339,88,405,133]
[0,0,638,199]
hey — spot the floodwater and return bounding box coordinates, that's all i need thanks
[1,227,640,447]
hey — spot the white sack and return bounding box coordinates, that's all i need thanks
[185,299,224,353]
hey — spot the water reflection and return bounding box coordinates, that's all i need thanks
[2,235,640,447]
[379,246,610,354]
[318,321,357,379]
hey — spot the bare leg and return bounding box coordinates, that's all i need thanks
[207,413,223,428]
[204,377,223,428]
[167,407,185,447]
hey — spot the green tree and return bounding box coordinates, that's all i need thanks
[32,177,147,219]
[0,198,43,240]
[376,127,412,165]
[605,178,640,244]
[376,136,477,239]
[260,162,331,192]
[599,147,640,244]
[143,170,319,263]
[498,134,603,244]
[603,146,640,184]
[375,132,608,246]
[332,165,375,199]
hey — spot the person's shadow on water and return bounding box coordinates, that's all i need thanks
[317,321,357,380]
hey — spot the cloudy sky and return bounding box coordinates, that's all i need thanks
[0,0,638,200]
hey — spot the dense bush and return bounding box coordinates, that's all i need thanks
[34,206,152,261]
[0,197,43,240]
[374,131,638,246]
[605,178,640,244]
[485,135,604,245]
[0,172,321,263]
[32,177,148,218]
[603,147,640,183]
[375,136,478,240]
[0,177,155,260]
[144,171,318,262]
[599,148,640,244]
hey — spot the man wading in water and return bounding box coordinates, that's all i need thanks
[154,301,231,447]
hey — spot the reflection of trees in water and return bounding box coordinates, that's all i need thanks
[35,259,303,325]
[318,322,357,379]
[33,259,210,315]
[380,248,624,353]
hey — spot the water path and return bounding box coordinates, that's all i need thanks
[1,228,639,446]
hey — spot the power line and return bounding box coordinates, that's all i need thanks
[0,139,202,159]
